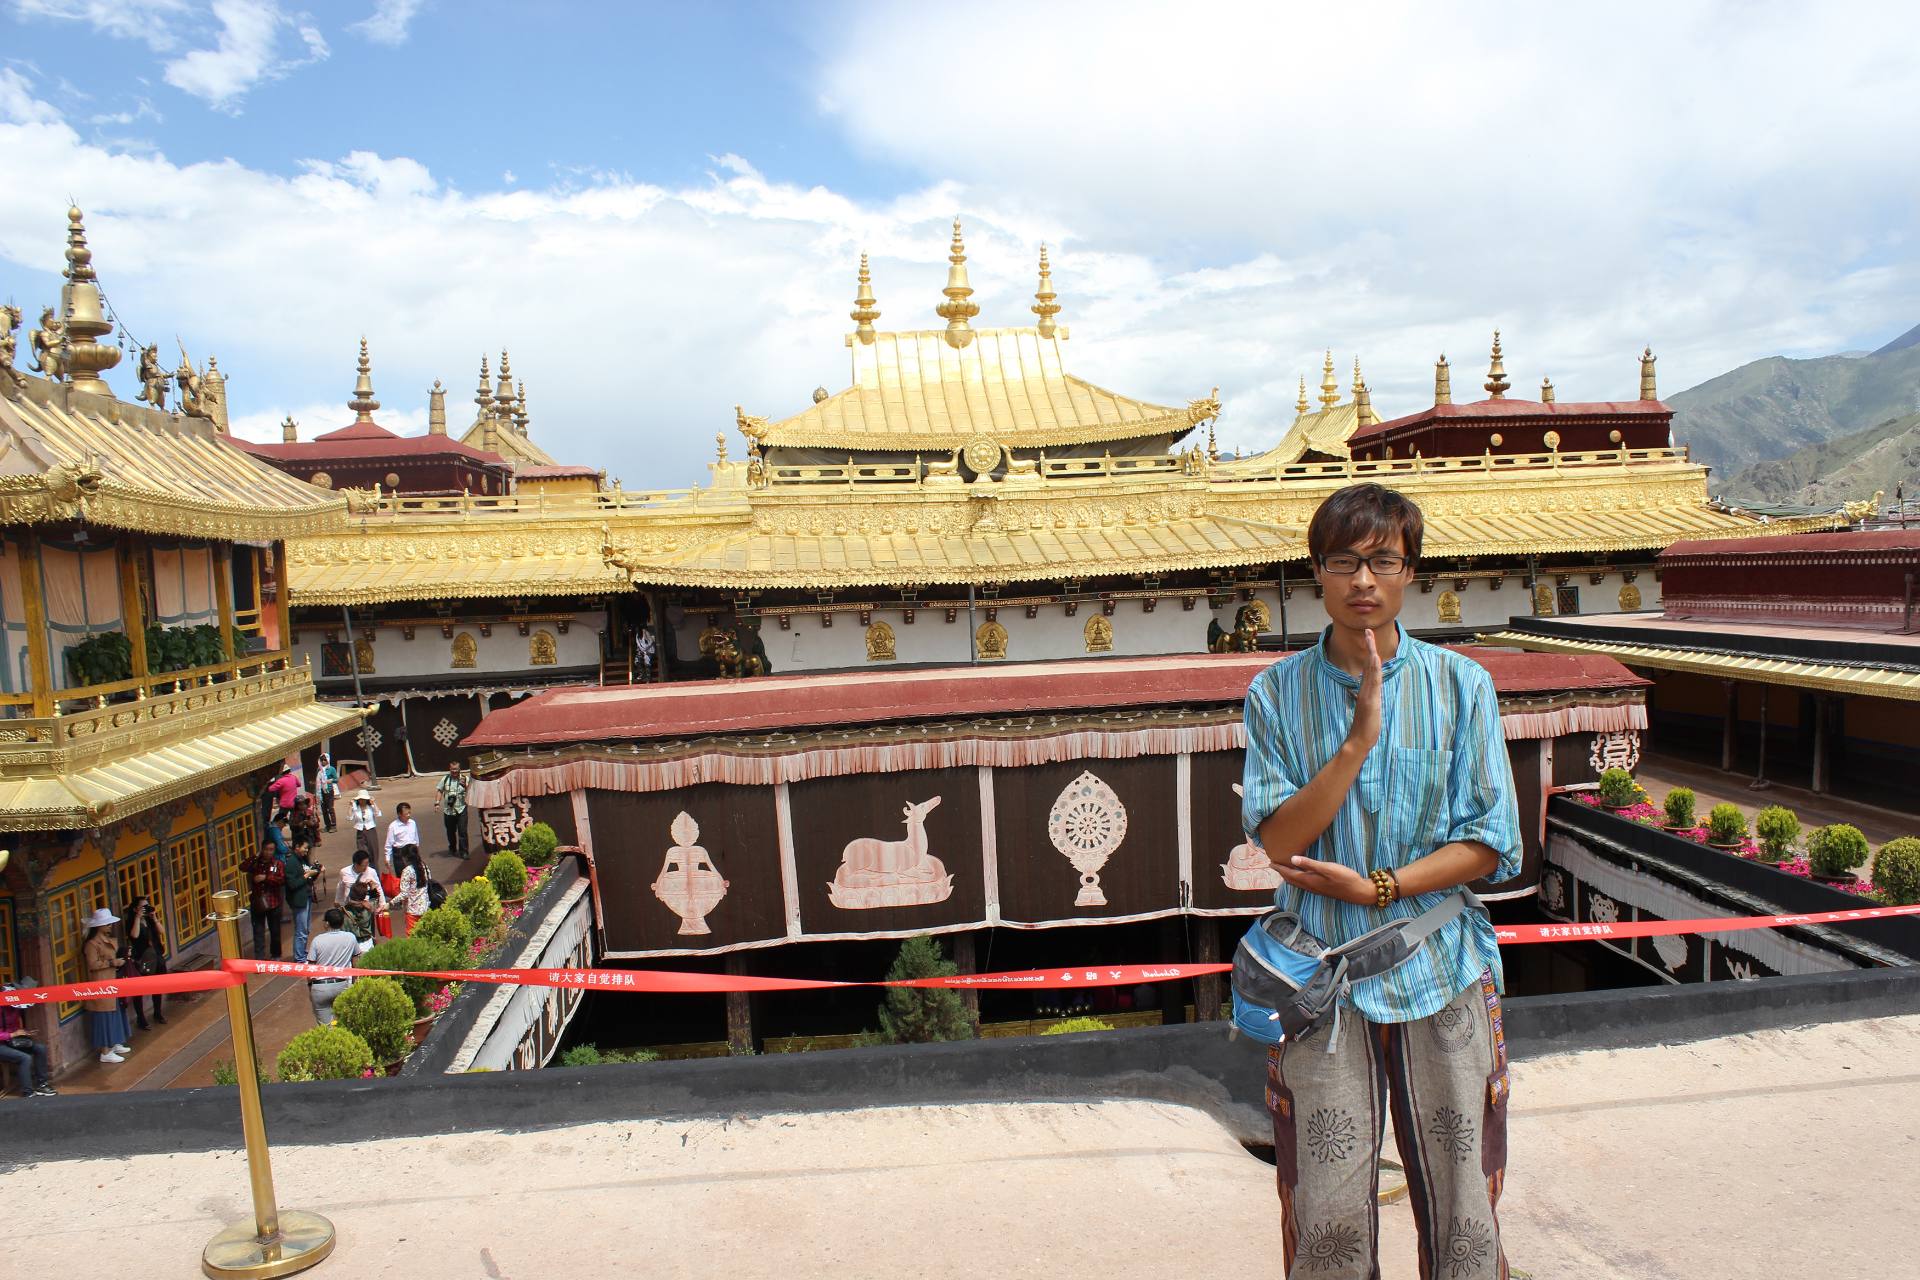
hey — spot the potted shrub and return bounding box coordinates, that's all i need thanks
[1596,768,1638,811]
[517,821,560,867]
[1661,788,1697,831]
[446,876,504,942]
[1805,823,1870,884]
[1041,1016,1115,1035]
[1753,806,1801,865]
[1705,802,1748,849]
[275,1024,375,1082]
[411,904,476,963]
[485,850,529,906]
[358,935,458,1018]
[334,975,416,1071]
[1871,837,1920,906]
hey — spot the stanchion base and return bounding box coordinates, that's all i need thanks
[1378,1157,1410,1205]
[202,1210,336,1279]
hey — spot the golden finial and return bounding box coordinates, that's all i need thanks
[428,378,447,434]
[56,205,120,393]
[1354,373,1376,427]
[1434,355,1452,405]
[514,380,529,434]
[714,431,728,462]
[812,385,830,403]
[1639,346,1658,401]
[850,252,880,344]
[1318,350,1340,408]
[1032,244,1061,339]
[64,205,97,284]
[495,349,514,406]
[936,217,979,349]
[474,354,493,414]
[1484,330,1510,400]
[348,336,380,422]
[280,414,298,443]
[1540,376,1555,404]
[1296,376,1309,415]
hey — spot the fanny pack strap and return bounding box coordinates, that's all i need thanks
[1314,889,1477,1054]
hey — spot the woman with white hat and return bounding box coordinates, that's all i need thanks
[82,908,133,1064]
[349,788,382,865]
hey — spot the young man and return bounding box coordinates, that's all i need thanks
[314,753,340,833]
[383,802,420,873]
[281,837,323,965]
[306,908,359,1025]
[1241,482,1522,1280]
[435,761,470,860]
[336,848,389,911]
[242,837,287,959]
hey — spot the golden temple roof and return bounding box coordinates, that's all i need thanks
[751,324,1219,452]
[0,372,347,540]
[1477,627,1920,702]
[1216,402,1364,471]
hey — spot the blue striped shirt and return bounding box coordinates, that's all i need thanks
[1240,623,1522,1023]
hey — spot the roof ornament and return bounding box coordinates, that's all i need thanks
[514,380,529,435]
[1640,346,1657,401]
[428,379,447,435]
[1484,330,1510,400]
[474,353,493,416]
[1295,376,1309,415]
[281,414,298,443]
[850,252,880,344]
[348,337,380,423]
[50,206,121,393]
[714,431,728,462]
[1540,376,1555,404]
[935,218,979,349]
[1032,244,1062,339]
[1354,368,1376,428]
[495,349,514,407]
[1318,350,1340,409]
[1434,354,1451,405]
[812,385,830,403]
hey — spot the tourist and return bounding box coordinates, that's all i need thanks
[314,753,340,833]
[290,791,322,851]
[282,837,323,964]
[306,908,359,1025]
[392,846,431,934]
[1240,482,1522,1277]
[349,789,382,864]
[0,978,56,1096]
[383,802,420,874]
[636,625,656,682]
[263,762,300,823]
[337,848,388,910]
[243,837,287,959]
[82,909,134,1064]
[342,882,380,952]
[435,761,470,859]
[121,894,169,1029]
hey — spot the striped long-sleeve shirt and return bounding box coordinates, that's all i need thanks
[1240,622,1522,1023]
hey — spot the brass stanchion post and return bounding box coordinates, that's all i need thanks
[202,889,336,1279]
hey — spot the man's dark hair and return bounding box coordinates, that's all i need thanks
[351,850,370,866]
[323,908,345,929]
[1307,482,1425,565]
[396,802,411,816]
[349,882,371,903]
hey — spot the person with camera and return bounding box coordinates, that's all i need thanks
[243,835,288,959]
[0,979,56,1096]
[282,836,323,964]
[83,908,134,1064]
[122,894,169,1029]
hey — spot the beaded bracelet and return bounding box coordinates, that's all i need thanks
[1369,867,1400,909]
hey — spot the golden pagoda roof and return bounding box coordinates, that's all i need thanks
[751,326,1220,452]
[0,373,346,540]
[1215,402,1363,471]
[460,414,559,468]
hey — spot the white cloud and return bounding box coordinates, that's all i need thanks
[0,68,63,125]
[12,0,193,52]
[348,0,424,47]
[162,0,327,111]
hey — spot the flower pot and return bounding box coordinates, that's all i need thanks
[1809,871,1854,885]
[411,1012,438,1045]
[381,1059,405,1077]
[1707,839,1746,850]
[499,895,526,910]
[1660,823,1697,833]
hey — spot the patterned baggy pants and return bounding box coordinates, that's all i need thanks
[1266,970,1510,1279]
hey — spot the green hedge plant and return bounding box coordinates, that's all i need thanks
[1041,1016,1115,1036]
[1871,837,1920,905]
[485,850,528,901]
[1706,803,1748,847]
[276,1025,374,1082]
[1753,806,1801,861]
[1662,788,1697,829]
[358,936,458,1016]
[411,904,475,962]
[517,822,560,867]
[445,877,504,941]
[1596,768,1638,809]
[1805,824,1870,879]
[558,1043,660,1067]
[333,976,417,1064]
[875,935,976,1044]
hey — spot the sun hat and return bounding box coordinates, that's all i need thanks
[355,788,372,801]
[83,907,121,928]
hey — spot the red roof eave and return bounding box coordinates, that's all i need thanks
[1350,398,1673,445]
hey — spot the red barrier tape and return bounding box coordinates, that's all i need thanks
[4,901,1914,1008]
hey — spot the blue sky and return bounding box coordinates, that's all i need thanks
[3,1,1917,485]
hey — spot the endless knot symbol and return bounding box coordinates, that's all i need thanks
[356,726,383,751]
[432,717,460,747]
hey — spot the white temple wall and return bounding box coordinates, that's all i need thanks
[291,611,604,680]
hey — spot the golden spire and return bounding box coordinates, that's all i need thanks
[495,349,514,406]
[428,378,447,434]
[1540,375,1555,404]
[280,414,298,443]
[850,252,880,344]
[714,431,728,462]
[936,217,979,349]
[1296,376,1309,415]
[1640,346,1658,400]
[1354,372,1376,428]
[1318,350,1340,408]
[473,354,493,416]
[1484,330,1510,400]
[514,380,529,435]
[348,337,380,422]
[1352,356,1365,399]
[1434,354,1452,405]
[57,205,121,393]
[1032,244,1061,339]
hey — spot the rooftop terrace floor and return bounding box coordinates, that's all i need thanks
[6,1014,1915,1278]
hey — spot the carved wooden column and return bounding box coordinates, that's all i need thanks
[117,535,149,681]
[1720,680,1738,772]
[17,532,55,714]
[723,953,754,1055]
[270,539,292,654]
[214,551,237,661]
[950,931,981,1027]
[1192,919,1223,1021]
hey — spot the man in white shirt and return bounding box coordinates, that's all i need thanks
[383,801,420,873]
[306,908,360,1025]
[336,849,389,909]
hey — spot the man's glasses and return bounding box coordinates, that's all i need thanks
[1318,552,1409,576]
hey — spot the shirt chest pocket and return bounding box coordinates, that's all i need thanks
[1388,746,1455,855]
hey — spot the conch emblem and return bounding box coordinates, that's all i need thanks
[828,796,954,909]
[1049,771,1127,907]
[651,811,729,935]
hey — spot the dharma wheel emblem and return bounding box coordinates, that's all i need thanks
[1048,770,1127,907]
[961,436,1001,475]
